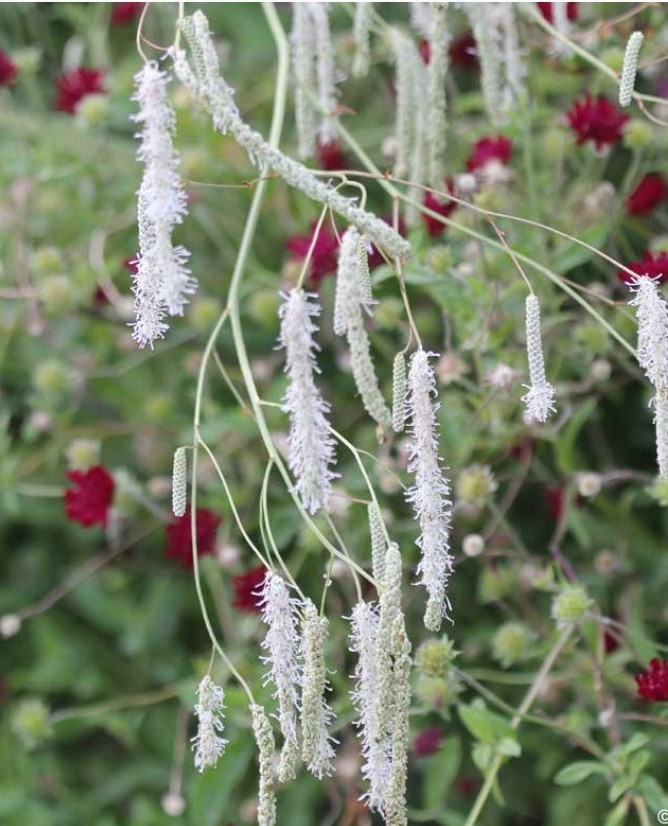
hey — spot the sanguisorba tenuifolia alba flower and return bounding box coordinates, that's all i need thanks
[192,676,228,772]
[250,704,277,826]
[522,293,557,424]
[628,275,668,478]
[334,227,391,428]
[278,289,337,514]
[406,350,454,631]
[619,31,644,108]
[131,62,195,348]
[299,599,336,779]
[258,573,302,782]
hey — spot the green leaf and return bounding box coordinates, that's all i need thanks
[423,736,462,811]
[638,774,668,813]
[497,737,521,758]
[552,224,609,275]
[604,797,630,826]
[608,776,632,803]
[554,761,607,786]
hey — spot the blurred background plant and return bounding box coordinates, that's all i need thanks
[1,2,668,825]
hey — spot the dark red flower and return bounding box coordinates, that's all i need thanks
[65,465,115,528]
[636,658,668,702]
[618,251,668,286]
[566,95,628,150]
[316,139,347,172]
[165,507,221,569]
[449,32,478,69]
[0,50,18,87]
[413,727,442,756]
[546,486,566,522]
[455,775,477,796]
[422,183,456,238]
[111,2,145,25]
[56,67,105,114]
[466,136,513,172]
[626,173,667,216]
[603,627,621,655]
[537,2,578,23]
[232,566,267,613]
[285,221,340,285]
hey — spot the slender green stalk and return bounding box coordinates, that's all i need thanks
[463,627,573,826]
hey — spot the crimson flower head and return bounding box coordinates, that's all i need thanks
[232,566,267,613]
[56,67,105,114]
[413,727,442,756]
[65,465,115,528]
[537,2,578,23]
[566,94,628,151]
[316,139,347,172]
[111,2,145,25]
[165,507,221,569]
[0,49,18,87]
[626,173,667,216]
[618,251,668,286]
[450,32,478,69]
[466,136,513,172]
[285,221,340,285]
[422,183,456,238]
[636,658,668,702]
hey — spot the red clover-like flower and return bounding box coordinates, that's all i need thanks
[636,658,668,702]
[566,94,628,150]
[626,173,667,216]
[0,50,18,87]
[111,2,145,26]
[65,465,115,528]
[466,135,513,171]
[56,67,105,114]
[618,251,668,286]
[285,221,340,285]
[232,566,267,613]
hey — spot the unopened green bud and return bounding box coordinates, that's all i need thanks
[492,622,536,668]
[551,585,592,628]
[11,699,52,749]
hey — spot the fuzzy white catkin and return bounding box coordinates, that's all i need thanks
[300,600,336,778]
[131,62,195,348]
[279,289,337,514]
[368,503,386,584]
[291,4,318,158]
[384,615,411,826]
[307,3,339,144]
[465,4,503,126]
[258,573,302,782]
[619,31,643,108]
[192,676,228,772]
[174,13,410,261]
[521,294,557,424]
[629,276,668,478]
[497,3,526,111]
[392,352,407,433]
[406,350,454,631]
[427,3,449,187]
[334,228,391,427]
[250,704,277,826]
[349,601,391,812]
[629,276,668,388]
[392,30,423,180]
[171,447,187,517]
[352,3,373,78]
[375,544,403,741]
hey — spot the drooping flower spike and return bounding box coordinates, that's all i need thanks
[521,294,557,424]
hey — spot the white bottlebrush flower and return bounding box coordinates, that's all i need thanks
[334,228,391,427]
[258,573,302,781]
[629,276,668,479]
[427,3,449,187]
[465,4,503,125]
[375,543,403,737]
[174,12,410,261]
[521,294,557,424]
[299,600,336,778]
[171,447,187,517]
[192,676,228,772]
[392,30,424,180]
[619,32,643,108]
[250,704,277,826]
[406,350,454,631]
[497,3,526,111]
[352,3,373,78]
[291,4,318,158]
[392,352,408,433]
[383,615,411,826]
[409,3,433,39]
[349,601,391,812]
[307,3,339,144]
[131,62,195,348]
[278,289,337,514]
[368,503,386,584]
